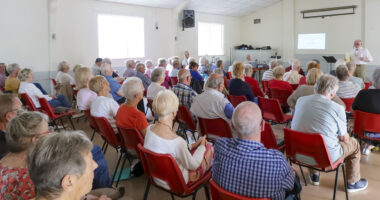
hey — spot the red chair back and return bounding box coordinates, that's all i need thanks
[364,82,371,90]
[209,179,269,200]
[353,110,380,141]
[176,106,197,131]
[340,98,355,113]
[261,80,269,94]
[198,117,233,138]
[290,84,299,90]
[284,128,334,170]
[227,94,247,107]
[268,88,291,106]
[51,78,57,90]
[170,77,178,86]
[84,110,99,132]
[38,97,57,119]
[257,97,288,122]
[93,116,121,148]
[227,72,232,79]
[20,93,39,111]
[118,126,144,152]
[260,122,283,150]
[137,144,188,194]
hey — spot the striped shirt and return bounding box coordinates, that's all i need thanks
[172,83,197,109]
[262,70,274,80]
[337,81,361,99]
[212,138,294,200]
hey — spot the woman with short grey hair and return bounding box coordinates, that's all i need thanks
[0,111,49,199]
[4,63,20,93]
[147,67,166,99]
[56,61,75,85]
[198,57,211,76]
[27,131,97,200]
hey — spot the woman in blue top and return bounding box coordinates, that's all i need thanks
[228,62,255,102]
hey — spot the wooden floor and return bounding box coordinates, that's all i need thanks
[71,116,378,200]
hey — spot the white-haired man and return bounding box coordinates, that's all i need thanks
[123,59,136,78]
[212,102,295,200]
[262,60,278,81]
[172,69,197,109]
[283,59,303,84]
[349,39,373,81]
[182,51,190,67]
[291,74,367,192]
[169,59,181,78]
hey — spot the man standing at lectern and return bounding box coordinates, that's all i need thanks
[349,40,373,82]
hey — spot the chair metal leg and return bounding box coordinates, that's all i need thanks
[116,156,127,187]
[143,180,151,200]
[111,152,123,187]
[171,194,175,200]
[103,143,109,154]
[68,117,76,130]
[101,141,107,152]
[333,166,340,200]
[342,164,349,200]
[90,130,96,141]
[192,189,199,200]
[299,165,307,186]
[59,119,66,130]
[204,185,211,200]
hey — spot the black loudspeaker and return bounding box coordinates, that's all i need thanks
[183,10,195,28]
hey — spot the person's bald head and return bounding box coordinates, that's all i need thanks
[232,102,263,140]
[177,69,191,85]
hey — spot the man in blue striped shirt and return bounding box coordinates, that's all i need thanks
[212,102,294,200]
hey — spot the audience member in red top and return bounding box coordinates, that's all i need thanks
[268,66,293,95]
[244,64,264,97]
[299,61,320,85]
[116,77,149,137]
[0,111,49,200]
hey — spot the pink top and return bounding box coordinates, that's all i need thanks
[77,88,97,111]
[0,163,35,200]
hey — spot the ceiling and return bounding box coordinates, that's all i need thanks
[99,0,281,17]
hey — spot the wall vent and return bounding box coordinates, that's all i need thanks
[253,19,261,24]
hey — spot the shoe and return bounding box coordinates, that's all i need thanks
[347,178,368,192]
[309,173,320,186]
[362,147,371,156]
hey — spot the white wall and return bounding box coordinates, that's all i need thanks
[364,0,380,66]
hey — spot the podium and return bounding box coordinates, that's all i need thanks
[322,56,337,73]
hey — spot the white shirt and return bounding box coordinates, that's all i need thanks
[92,64,101,76]
[18,82,52,108]
[349,47,373,65]
[147,82,166,99]
[182,58,188,67]
[262,70,274,81]
[169,68,179,77]
[90,96,119,132]
[283,70,303,84]
[337,81,361,99]
[56,71,75,85]
[144,125,205,189]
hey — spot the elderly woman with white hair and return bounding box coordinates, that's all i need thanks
[244,64,264,97]
[123,59,136,78]
[198,57,211,77]
[144,90,213,189]
[283,59,303,84]
[135,63,151,89]
[4,63,20,93]
[147,67,166,99]
[116,77,149,137]
[75,67,97,110]
[156,58,171,89]
[353,67,380,155]
[144,60,154,78]
[102,63,125,104]
[18,68,72,108]
[56,61,75,85]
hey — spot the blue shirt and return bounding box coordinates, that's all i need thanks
[135,71,151,89]
[103,75,122,101]
[190,70,203,81]
[212,138,294,200]
[228,78,255,102]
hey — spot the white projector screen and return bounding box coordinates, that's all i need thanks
[297,33,326,50]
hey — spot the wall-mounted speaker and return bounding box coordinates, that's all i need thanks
[183,10,195,29]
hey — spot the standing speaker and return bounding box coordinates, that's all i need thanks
[183,10,195,28]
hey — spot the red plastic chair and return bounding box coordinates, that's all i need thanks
[50,78,57,91]
[198,117,233,140]
[37,97,76,130]
[0,86,4,92]
[83,110,99,141]
[20,93,40,111]
[209,179,269,200]
[290,84,299,90]
[170,77,178,86]
[137,144,211,200]
[364,82,371,90]
[284,128,348,200]
[268,88,291,107]
[176,106,197,142]
[261,80,269,95]
[227,94,247,107]
[340,98,355,113]
[260,122,284,151]
[227,72,232,79]
[353,110,380,143]
[257,97,292,125]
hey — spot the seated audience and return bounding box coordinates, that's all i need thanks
[27,131,98,200]
[116,77,148,137]
[90,76,119,132]
[352,68,380,155]
[228,62,255,102]
[287,68,345,109]
[291,74,367,192]
[172,69,197,109]
[213,68,229,97]
[0,94,22,159]
[169,59,181,78]
[0,111,49,199]
[268,66,293,95]
[144,90,213,189]
[182,51,190,67]
[102,63,125,104]
[285,59,305,76]
[244,64,263,97]
[144,60,154,78]
[331,59,347,76]
[147,67,166,99]
[189,61,203,82]
[347,61,365,89]
[92,58,103,76]
[0,63,6,88]
[123,59,136,78]
[56,61,75,85]
[191,74,234,122]
[336,65,361,99]
[299,61,320,85]
[5,63,20,93]
[18,68,72,108]
[198,57,211,77]
[262,60,278,81]
[135,63,151,89]
[212,102,294,200]
[157,58,171,89]
[216,59,227,78]
[75,67,97,111]
[284,59,303,84]
[73,64,83,74]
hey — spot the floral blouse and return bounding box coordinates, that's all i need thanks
[0,163,35,199]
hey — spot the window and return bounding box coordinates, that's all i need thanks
[297,33,326,50]
[98,14,144,59]
[198,22,224,56]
